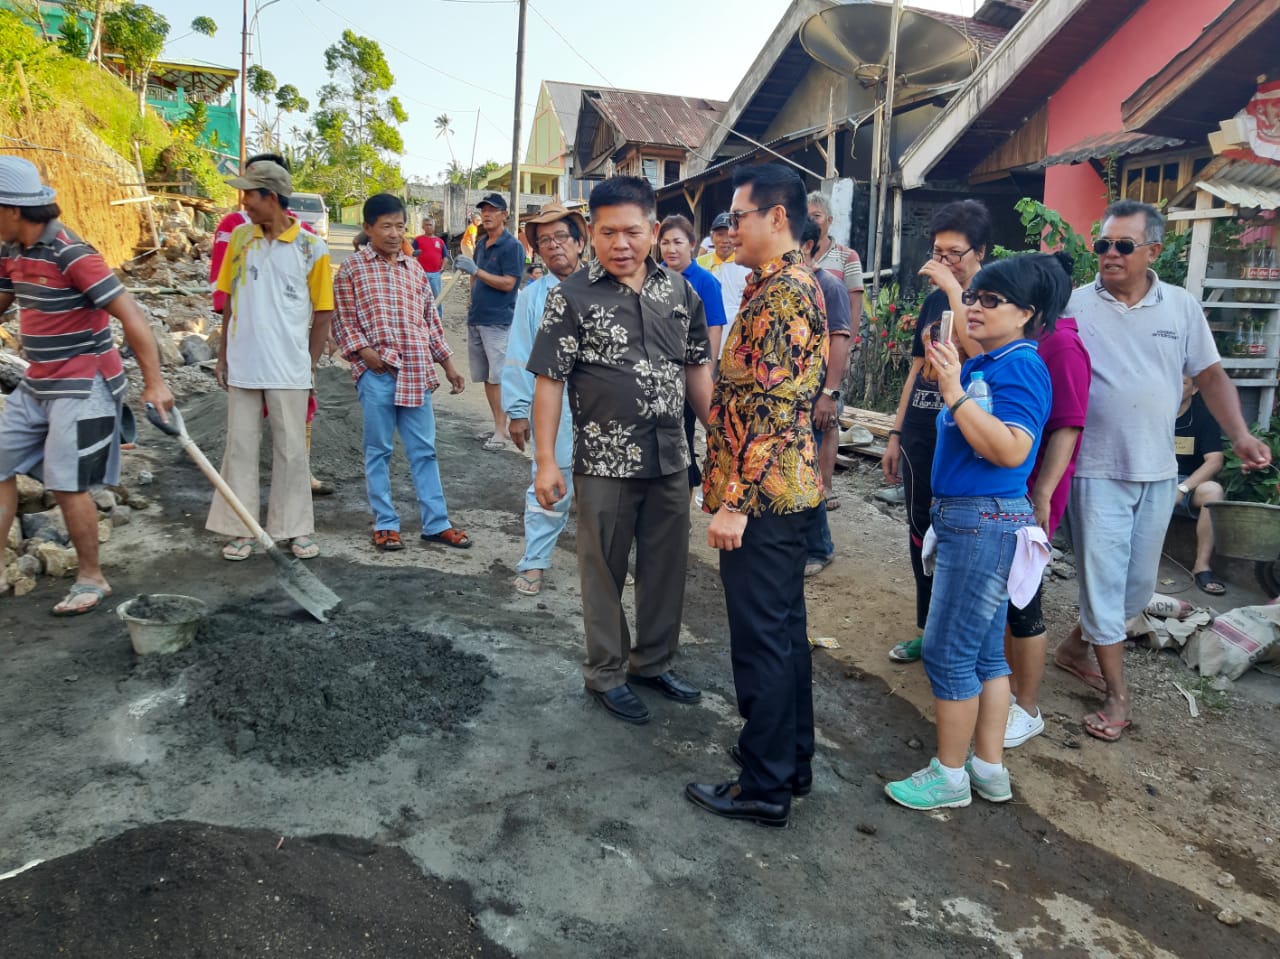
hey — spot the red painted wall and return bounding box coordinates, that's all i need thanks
[1043,0,1232,235]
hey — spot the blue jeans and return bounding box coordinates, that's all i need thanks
[518,458,573,572]
[425,271,443,306]
[805,429,833,561]
[922,495,1030,701]
[355,370,450,535]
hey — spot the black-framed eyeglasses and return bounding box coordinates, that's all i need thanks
[727,205,777,229]
[931,246,973,265]
[1093,238,1155,256]
[961,290,1012,309]
[536,231,573,249]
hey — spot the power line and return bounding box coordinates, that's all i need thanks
[527,2,614,89]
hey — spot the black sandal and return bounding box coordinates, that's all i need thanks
[1194,570,1226,595]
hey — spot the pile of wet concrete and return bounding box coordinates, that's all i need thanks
[135,608,494,769]
[0,821,514,958]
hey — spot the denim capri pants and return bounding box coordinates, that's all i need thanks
[922,495,1033,700]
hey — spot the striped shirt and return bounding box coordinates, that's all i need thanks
[0,220,127,399]
[332,244,452,406]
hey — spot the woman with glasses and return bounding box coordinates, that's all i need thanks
[884,253,1066,812]
[883,200,990,663]
[659,215,728,497]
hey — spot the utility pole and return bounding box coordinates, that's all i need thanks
[239,0,249,170]
[870,0,903,306]
[509,0,527,230]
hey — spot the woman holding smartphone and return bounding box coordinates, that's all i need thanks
[882,201,990,663]
[884,253,1066,812]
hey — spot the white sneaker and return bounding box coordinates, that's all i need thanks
[1004,702,1045,748]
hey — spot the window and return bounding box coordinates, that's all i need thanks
[1120,150,1212,206]
[664,160,681,185]
[641,157,659,188]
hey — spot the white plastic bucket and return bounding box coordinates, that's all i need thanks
[117,594,207,655]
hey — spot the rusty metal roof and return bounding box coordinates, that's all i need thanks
[585,89,726,151]
[1034,130,1186,168]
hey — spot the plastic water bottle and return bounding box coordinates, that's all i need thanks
[968,371,993,414]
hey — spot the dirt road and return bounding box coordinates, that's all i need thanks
[1,279,1277,957]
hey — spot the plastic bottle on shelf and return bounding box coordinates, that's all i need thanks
[1267,246,1280,282]
[1247,245,1260,280]
[1249,321,1265,357]
[1232,320,1248,357]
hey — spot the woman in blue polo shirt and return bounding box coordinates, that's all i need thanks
[885,253,1069,813]
[658,214,727,495]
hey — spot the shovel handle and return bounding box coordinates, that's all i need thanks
[145,402,185,437]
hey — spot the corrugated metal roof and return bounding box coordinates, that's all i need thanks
[1196,161,1280,209]
[586,89,727,151]
[1034,130,1185,168]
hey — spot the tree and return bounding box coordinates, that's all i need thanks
[103,6,219,114]
[443,159,501,189]
[435,113,457,167]
[58,17,89,58]
[311,30,406,205]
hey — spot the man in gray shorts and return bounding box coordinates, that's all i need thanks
[455,193,524,451]
[1052,199,1270,741]
[0,156,173,615]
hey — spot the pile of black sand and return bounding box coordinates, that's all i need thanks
[0,821,515,959]
[175,366,382,484]
[135,609,494,769]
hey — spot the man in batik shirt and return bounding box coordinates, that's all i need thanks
[686,164,827,828]
[527,176,713,727]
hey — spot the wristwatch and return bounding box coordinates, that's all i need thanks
[1177,483,1190,496]
[822,388,841,402]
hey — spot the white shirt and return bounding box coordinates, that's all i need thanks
[1070,270,1219,482]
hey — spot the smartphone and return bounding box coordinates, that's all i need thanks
[938,310,955,345]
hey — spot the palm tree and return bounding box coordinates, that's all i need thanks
[435,114,457,167]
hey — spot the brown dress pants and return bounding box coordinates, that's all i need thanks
[574,471,689,691]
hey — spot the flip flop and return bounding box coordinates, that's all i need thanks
[482,436,507,451]
[222,537,254,561]
[513,571,543,596]
[825,494,841,511]
[51,582,112,617]
[290,537,320,560]
[1194,570,1226,595]
[1083,711,1131,742]
[1053,657,1107,693]
[804,556,833,578]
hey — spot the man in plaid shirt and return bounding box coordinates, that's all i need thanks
[333,193,470,552]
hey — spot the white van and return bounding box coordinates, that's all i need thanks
[289,192,329,240]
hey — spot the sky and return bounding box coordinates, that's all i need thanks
[157,0,977,183]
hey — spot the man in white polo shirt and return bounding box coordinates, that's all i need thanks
[1052,199,1270,743]
[209,160,334,561]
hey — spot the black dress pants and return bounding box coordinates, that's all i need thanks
[720,508,815,805]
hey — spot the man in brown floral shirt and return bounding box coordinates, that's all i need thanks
[686,163,827,828]
[528,176,714,725]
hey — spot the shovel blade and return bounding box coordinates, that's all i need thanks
[265,546,342,622]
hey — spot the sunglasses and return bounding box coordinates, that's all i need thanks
[727,205,779,229]
[1093,238,1156,256]
[961,290,1012,309]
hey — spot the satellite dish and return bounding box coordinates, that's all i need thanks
[799,1,978,96]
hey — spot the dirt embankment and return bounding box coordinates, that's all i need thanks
[0,110,147,266]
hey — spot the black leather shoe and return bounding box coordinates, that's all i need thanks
[588,684,650,725]
[626,670,701,703]
[684,781,788,828]
[728,744,813,797]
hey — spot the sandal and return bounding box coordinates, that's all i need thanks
[372,529,404,552]
[290,537,320,560]
[51,582,112,617]
[804,556,832,578]
[310,477,336,496]
[514,571,543,596]
[1083,710,1132,742]
[825,494,841,511]
[1194,569,1226,595]
[421,527,472,549]
[889,635,923,663]
[222,537,254,561]
[482,435,507,451]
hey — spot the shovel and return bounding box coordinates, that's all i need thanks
[145,403,342,622]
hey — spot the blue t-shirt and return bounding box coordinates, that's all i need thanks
[931,340,1051,498]
[680,260,727,328]
[468,230,524,327]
